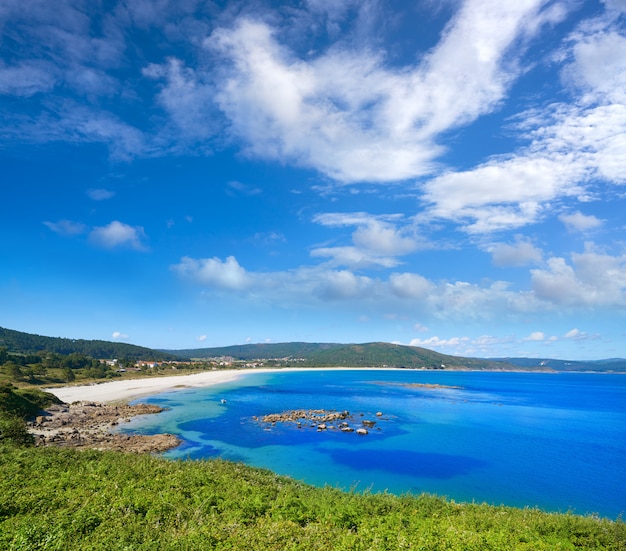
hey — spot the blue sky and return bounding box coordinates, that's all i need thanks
[1,0,626,360]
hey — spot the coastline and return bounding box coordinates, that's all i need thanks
[43,367,386,404]
[44,368,251,403]
[43,366,621,405]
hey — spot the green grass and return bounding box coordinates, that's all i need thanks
[0,383,62,419]
[1,445,624,550]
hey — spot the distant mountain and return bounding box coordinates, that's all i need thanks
[169,341,626,371]
[0,327,179,361]
[171,342,344,361]
[169,341,517,370]
[3,327,624,371]
[490,357,626,372]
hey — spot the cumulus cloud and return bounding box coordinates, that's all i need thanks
[172,256,252,291]
[559,211,603,233]
[173,241,626,323]
[89,221,147,250]
[409,336,470,348]
[112,331,128,340]
[311,213,419,268]
[490,238,543,267]
[389,273,433,299]
[531,246,626,307]
[523,331,545,342]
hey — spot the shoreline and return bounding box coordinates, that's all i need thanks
[43,366,623,404]
[43,367,388,403]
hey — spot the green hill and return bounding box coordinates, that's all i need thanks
[170,341,515,370]
[0,327,179,361]
[171,342,344,360]
[492,357,626,372]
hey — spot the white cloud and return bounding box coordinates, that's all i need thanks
[389,273,433,299]
[409,336,470,348]
[559,211,602,232]
[203,1,563,183]
[565,30,626,104]
[172,256,252,291]
[173,243,626,325]
[490,238,543,267]
[420,14,626,234]
[523,331,545,342]
[563,328,599,341]
[602,0,626,12]
[197,334,207,342]
[531,246,626,307]
[43,219,87,236]
[564,328,582,339]
[311,212,419,268]
[422,154,584,233]
[112,331,128,340]
[89,221,147,250]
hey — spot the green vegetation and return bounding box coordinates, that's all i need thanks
[0,445,623,550]
[178,341,517,370]
[4,326,625,374]
[0,383,62,446]
[0,327,180,362]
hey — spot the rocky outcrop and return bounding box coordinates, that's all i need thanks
[255,409,387,435]
[371,382,463,390]
[27,401,180,453]
[260,409,351,424]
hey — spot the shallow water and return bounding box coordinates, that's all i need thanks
[123,369,626,519]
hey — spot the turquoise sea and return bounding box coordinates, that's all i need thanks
[123,370,626,519]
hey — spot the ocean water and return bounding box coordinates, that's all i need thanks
[123,369,626,519]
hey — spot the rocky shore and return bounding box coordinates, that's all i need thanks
[27,401,180,453]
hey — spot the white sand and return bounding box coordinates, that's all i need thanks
[44,367,386,404]
[44,369,250,403]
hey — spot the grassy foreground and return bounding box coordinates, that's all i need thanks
[1,445,624,550]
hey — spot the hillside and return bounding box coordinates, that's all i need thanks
[0,327,179,361]
[170,341,516,370]
[491,357,626,372]
[1,446,623,550]
[3,326,624,372]
[171,341,345,360]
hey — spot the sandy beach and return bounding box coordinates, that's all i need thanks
[44,367,388,404]
[44,369,251,403]
[43,366,412,404]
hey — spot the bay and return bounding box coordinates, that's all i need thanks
[122,369,626,519]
